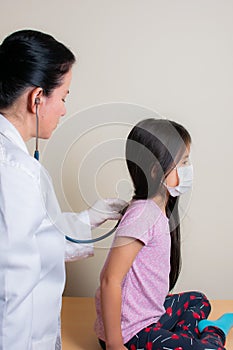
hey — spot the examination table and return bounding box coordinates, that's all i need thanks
[61,297,233,350]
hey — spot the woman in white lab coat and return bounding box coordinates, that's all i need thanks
[0,29,126,350]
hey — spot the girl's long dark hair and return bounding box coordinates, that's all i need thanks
[125,118,191,291]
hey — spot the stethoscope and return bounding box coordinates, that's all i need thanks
[33,99,118,244]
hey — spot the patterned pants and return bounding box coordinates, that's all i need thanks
[99,291,226,350]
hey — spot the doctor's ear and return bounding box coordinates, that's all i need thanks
[35,97,40,105]
[29,87,44,113]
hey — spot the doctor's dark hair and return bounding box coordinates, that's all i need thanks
[0,29,76,109]
[126,118,191,291]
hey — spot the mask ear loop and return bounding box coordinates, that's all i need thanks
[34,98,40,161]
[162,164,177,186]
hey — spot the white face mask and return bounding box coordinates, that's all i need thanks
[165,164,193,197]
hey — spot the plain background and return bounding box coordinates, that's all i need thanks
[1,0,233,299]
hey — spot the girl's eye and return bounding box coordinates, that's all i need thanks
[182,158,191,166]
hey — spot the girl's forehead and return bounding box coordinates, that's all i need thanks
[176,144,191,164]
[182,144,191,156]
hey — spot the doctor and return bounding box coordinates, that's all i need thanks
[0,29,126,350]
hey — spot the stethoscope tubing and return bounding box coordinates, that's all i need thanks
[65,223,118,244]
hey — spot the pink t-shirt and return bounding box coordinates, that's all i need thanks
[94,199,171,344]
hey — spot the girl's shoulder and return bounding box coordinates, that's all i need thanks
[116,199,168,244]
[122,199,167,222]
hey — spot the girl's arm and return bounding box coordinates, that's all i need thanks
[100,236,143,350]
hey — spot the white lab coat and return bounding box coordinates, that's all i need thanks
[0,114,93,350]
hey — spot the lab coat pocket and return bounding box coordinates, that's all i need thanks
[31,335,56,350]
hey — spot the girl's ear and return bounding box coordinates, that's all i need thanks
[165,168,179,188]
[28,87,44,114]
[151,164,157,179]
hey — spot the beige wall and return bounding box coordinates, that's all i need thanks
[1,0,233,299]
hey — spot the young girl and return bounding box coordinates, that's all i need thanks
[94,118,233,350]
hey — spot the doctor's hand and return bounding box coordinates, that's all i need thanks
[87,198,128,228]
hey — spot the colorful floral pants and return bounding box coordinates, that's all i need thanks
[99,291,226,350]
